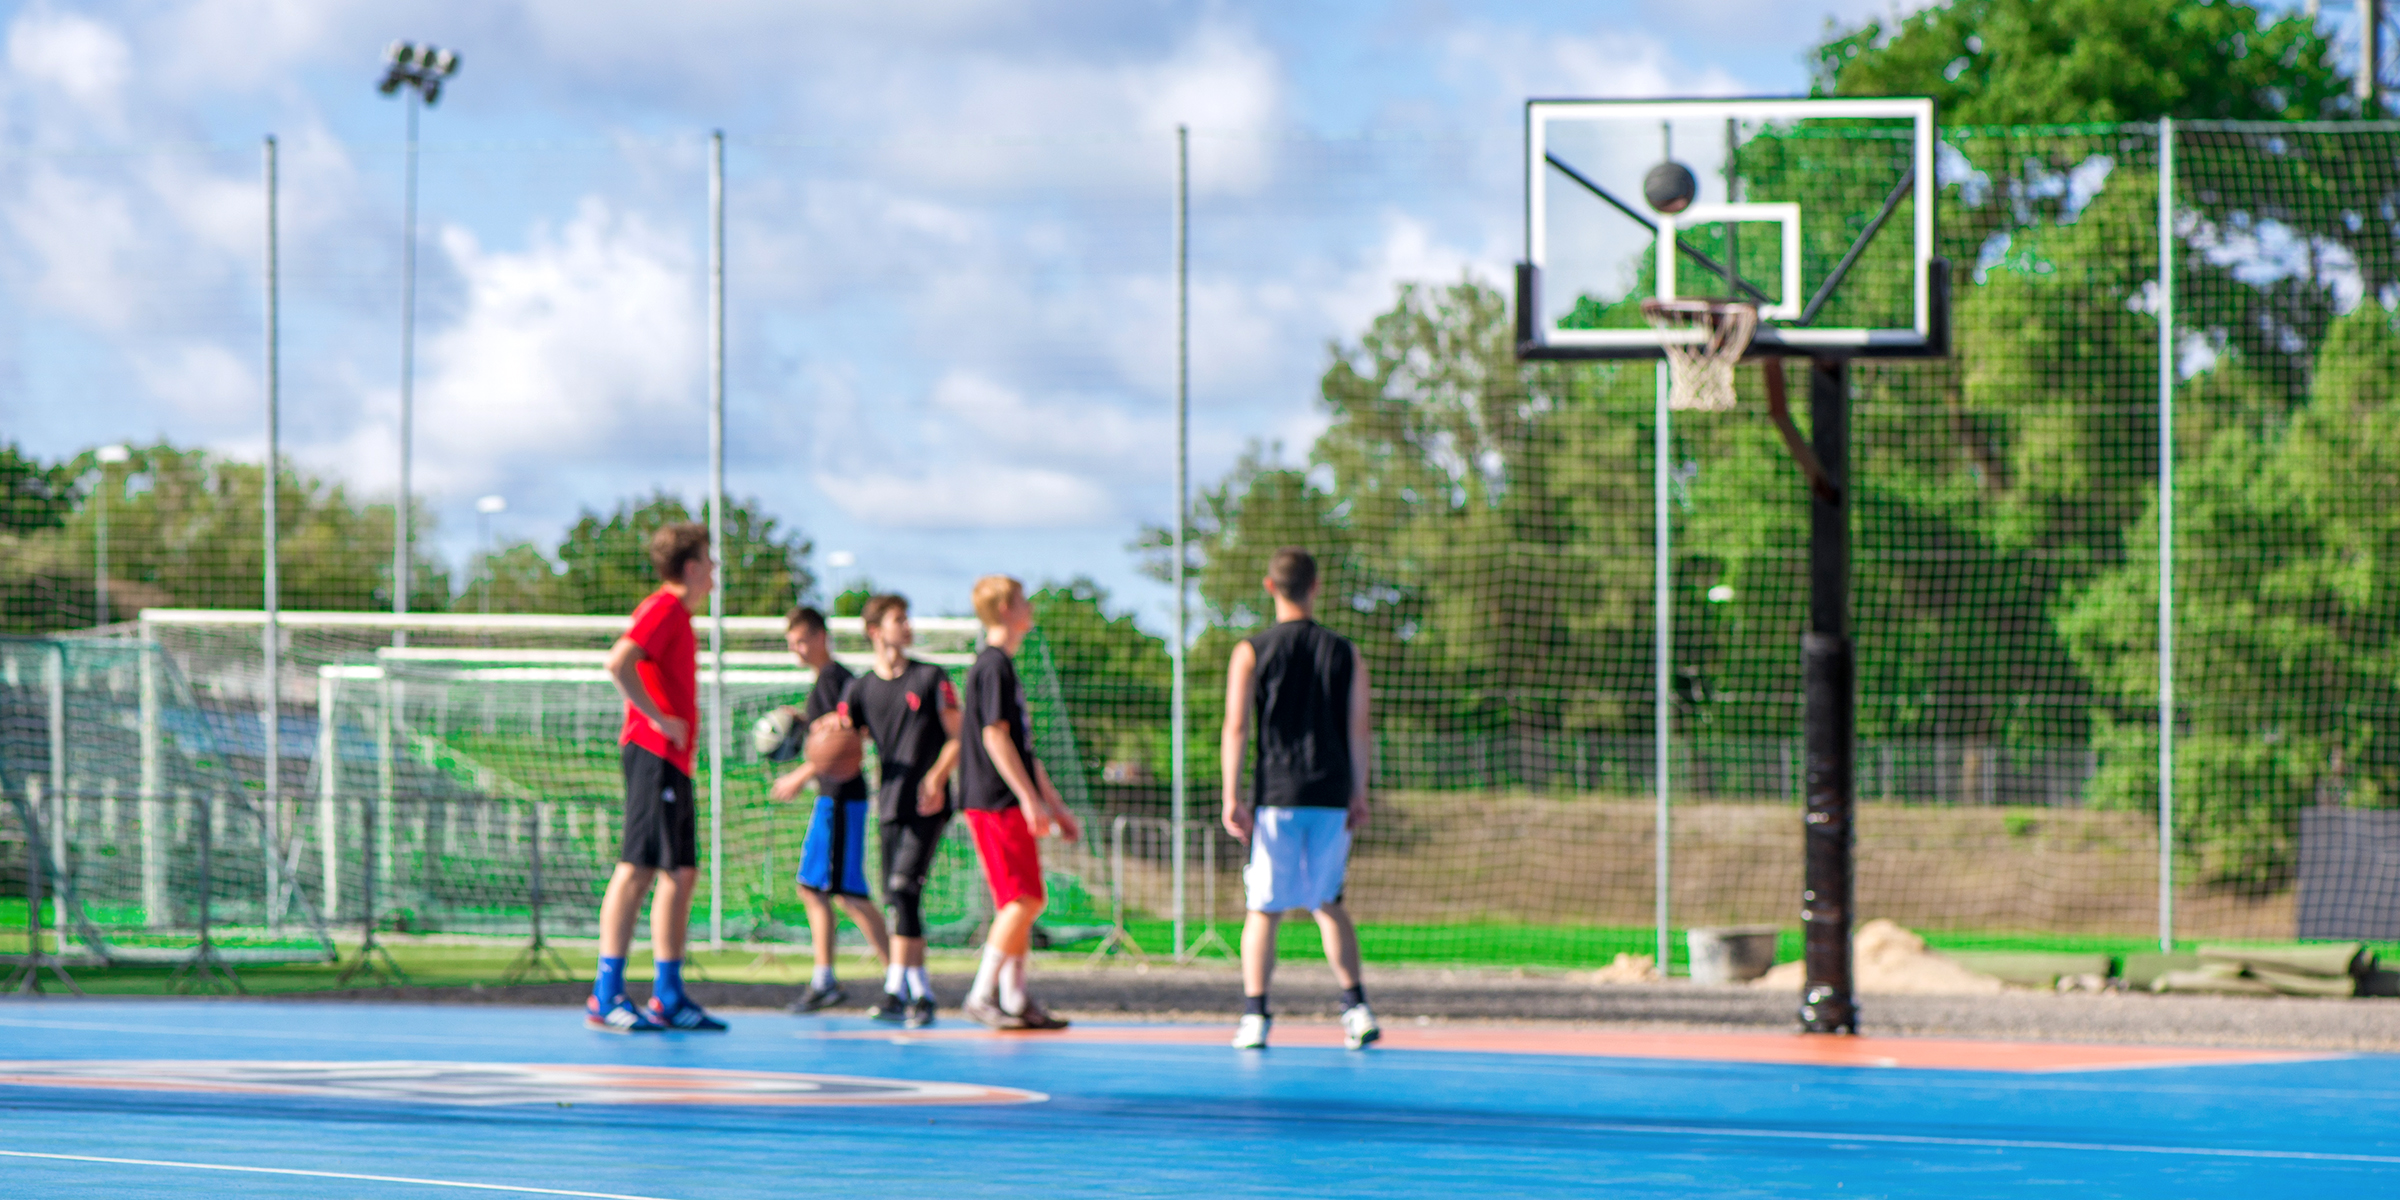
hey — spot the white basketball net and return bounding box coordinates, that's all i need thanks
[1642,299,1759,412]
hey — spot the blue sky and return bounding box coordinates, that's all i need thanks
[9,0,2329,630]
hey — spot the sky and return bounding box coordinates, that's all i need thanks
[0,0,2072,629]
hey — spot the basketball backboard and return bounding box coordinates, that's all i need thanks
[1517,96,1947,360]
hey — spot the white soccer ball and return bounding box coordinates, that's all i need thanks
[750,706,799,757]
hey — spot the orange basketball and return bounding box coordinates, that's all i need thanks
[804,712,865,783]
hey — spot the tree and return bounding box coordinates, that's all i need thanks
[546,490,813,616]
[1815,0,2347,125]
[1029,577,1171,785]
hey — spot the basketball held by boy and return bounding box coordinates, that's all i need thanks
[1220,547,1379,1051]
[957,575,1082,1032]
[586,522,728,1034]
[837,593,962,1029]
[762,606,891,1015]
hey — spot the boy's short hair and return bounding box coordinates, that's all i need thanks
[1266,547,1318,601]
[971,575,1025,626]
[786,605,827,634]
[859,593,909,636]
[649,522,711,582]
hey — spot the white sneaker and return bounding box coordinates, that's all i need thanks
[1340,1002,1380,1050]
[1231,1013,1271,1049]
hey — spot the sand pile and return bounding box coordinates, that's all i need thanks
[1589,953,1662,984]
[1752,919,2005,996]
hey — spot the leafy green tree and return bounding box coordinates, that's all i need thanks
[1029,577,1171,785]
[1815,0,2347,125]
[547,490,813,616]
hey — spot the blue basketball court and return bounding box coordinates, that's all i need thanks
[2,999,2394,1198]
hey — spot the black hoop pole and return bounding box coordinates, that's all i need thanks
[1799,355,1857,1034]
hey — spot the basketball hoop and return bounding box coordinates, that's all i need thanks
[1641,298,1757,412]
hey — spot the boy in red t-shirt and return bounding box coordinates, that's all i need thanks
[957,575,1081,1030]
[586,522,727,1033]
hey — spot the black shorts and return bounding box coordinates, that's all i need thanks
[620,744,698,870]
[879,809,951,894]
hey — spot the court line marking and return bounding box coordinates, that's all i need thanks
[0,1149,680,1199]
[1572,1120,2400,1165]
[0,1014,527,1047]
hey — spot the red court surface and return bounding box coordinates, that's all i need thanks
[822,1022,2332,1072]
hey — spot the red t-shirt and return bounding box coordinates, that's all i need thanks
[618,589,697,774]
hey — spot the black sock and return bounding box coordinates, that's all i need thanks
[1243,994,1269,1017]
[1340,985,1366,1009]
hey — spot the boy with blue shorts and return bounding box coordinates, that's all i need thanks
[1219,547,1378,1051]
[768,606,891,1013]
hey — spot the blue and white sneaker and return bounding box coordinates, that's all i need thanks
[648,996,729,1032]
[586,993,664,1034]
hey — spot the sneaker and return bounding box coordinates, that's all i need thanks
[1340,1002,1381,1050]
[964,994,1027,1030]
[786,982,846,1014]
[904,995,938,1029]
[647,996,729,1032]
[586,994,663,1034]
[1231,1013,1271,1050]
[1012,997,1071,1031]
[868,991,908,1023]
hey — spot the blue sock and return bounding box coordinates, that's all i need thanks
[595,956,626,1006]
[654,959,686,1010]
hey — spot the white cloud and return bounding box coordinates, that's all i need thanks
[1443,25,1746,104]
[408,197,702,494]
[134,340,255,419]
[7,9,132,120]
[829,462,1115,530]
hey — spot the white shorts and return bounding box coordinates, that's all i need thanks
[1244,806,1352,913]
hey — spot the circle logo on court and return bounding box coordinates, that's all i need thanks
[0,1060,1045,1107]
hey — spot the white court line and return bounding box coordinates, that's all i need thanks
[1579,1120,2400,1165]
[0,1015,527,1047]
[0,1149,679,1199]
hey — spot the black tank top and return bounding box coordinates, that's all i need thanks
[1247,619,1356,808]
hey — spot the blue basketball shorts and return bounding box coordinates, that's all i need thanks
[1244,806,1352,913]
[797,795,872,899]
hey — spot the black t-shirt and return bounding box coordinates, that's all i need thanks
[776,658,867,802]
[959,645,1036,813]
[839,660,958,820]
[1247,619,1358,809]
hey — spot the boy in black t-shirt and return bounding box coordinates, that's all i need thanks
[766,606,890,1014]
[957,575,1082,1030]
[837,594,961,1028]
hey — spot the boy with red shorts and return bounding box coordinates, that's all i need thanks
[586,522,727,1033]
[957,575,1081,1030]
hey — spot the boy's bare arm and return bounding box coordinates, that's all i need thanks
[1347,648,1373,831]
[605,637,686,749]
[1032,756,1080,842]
[918,703,963,814]
[1220,640,1256,839]
[981,722,1045,811]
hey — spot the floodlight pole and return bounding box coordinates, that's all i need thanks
[1171,123,1190,960]
[707,129,727,951]
[394,86,418,646]
[264,134,283,934]
[2158,118,2177,953]
[1653,363,1672,977]
[1798,356,1856,1035]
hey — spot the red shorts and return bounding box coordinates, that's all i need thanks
[965,807,1046,909]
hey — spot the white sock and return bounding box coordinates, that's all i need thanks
[998,954,1028,1015]
[884,963,906,998]
[969,943,1003,1005]
[904,965,932,1002]
[811,964,835,989]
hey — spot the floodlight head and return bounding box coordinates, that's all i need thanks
[476,495,507,514]
[94,444,130,465]
[1644,160,1699,215]
[385,40,409,65]
[421,79,442,106]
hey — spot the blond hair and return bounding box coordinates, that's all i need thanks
[971,574,1026,626]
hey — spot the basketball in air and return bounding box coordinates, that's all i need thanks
[750,707,798,757]
[1644,160,1698,215]
[804,713,865,782]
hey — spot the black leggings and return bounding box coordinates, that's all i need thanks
[880,810,951,939]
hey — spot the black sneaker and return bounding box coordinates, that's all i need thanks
[904,995,937,1029]
[869,991,908,1023]
[1013,996,1071,1031]
[786,982,846,1014]
[964,995,1027,1030]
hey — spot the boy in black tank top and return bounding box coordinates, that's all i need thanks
[836,594,962,1028]
[1219,547,1379,1051]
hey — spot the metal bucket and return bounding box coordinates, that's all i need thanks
[1687,925,1781,985]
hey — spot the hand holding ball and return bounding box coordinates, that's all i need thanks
[804,713,865,784]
